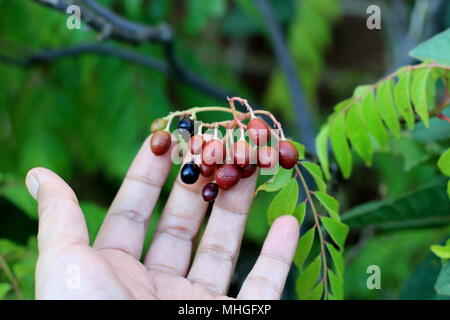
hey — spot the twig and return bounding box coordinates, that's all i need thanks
[6,0,233,100]
[0,253,24,300]
[295,165,328,299]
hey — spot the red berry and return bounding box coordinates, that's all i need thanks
[248,118,270,146]
[257,146,277,169]
[189,135,204,155]
[202,182,219,202]
[215,164,241,190]
[240,164,257,178]
[233,140,255,167]
[202,139,226,166]
[200,164,215,177]
[278,141,299,169]
[150,131,171,156]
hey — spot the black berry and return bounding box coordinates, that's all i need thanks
[202,183,219,202]
[177,117,195,136]
[180,162,200,184]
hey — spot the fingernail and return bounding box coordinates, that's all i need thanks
[26,175,39,200]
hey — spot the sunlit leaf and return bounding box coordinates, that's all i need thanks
[395,70,415,130]
[329,113,352,178]
[314,191,339,220]
[360,91,388,147]
[411,67,433,127]
[376,79,400,137]
[301,161,326,192]
[255,167,292,194]
[294,227,315,269]
[267,179,298,224]
[315,125,330,180]
[296,256,322,298]
[321,216,348,249]
[346,103,373,166]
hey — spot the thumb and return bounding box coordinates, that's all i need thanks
[25,168,89,252]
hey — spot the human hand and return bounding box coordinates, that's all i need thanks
[25,136,299,300]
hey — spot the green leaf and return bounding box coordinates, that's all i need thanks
[448,181,450,198]
[346,103,373,165]
[304,282,323,300]
[400,252,447,300]
[342,182,450,229]
[315,125,330,180]
[328,269,344,299]
[376,79,401,137]
[327,243,344,277]
[431,240,450,260]
[360,91,388,147]
[294,202,307,226]
[301,161,326,192]
[255,167,292,194]
[321,217,348,249]
[411,67,433,127]
[1,177,37,219]
[329,113,352,178]
[395,71,415,130]
[314,191,340,220]
[267,179,299,224]
[389,137,430,171]
[296,256,322,298]
[0,283,11,299]
[438,148,450,176]
[294,228,315,268]
[353,84,372,97]
[435,262,450,296]
[288,140,305,160]
[409,28,450,66]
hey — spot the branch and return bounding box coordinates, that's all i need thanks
[0,252,24,300]
[32,0,172,44]
[253,0,316,153]
[19,0,234,100]
[0,42,235,100]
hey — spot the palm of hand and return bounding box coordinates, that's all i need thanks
[28,137,299,300]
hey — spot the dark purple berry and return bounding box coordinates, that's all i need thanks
[202,183,219,202]
[177,117,195,136]
[180,162,200,184]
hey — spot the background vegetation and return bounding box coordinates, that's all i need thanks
[0,0,449,300]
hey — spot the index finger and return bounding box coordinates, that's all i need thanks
[94,135,174,259]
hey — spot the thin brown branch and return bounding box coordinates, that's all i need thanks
[0,253,24,300]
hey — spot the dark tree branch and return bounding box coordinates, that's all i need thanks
[3,0,233,100]
[0,41,234,100]
[32,0,172,44]
[253,0,316,153]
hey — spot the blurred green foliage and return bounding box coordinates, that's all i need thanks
[0,0,449,300]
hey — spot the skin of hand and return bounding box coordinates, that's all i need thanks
[25,135,300,300]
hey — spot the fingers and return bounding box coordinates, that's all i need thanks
[94,135,173,259]
[238,215,299,300]
[144,170,212,276]
[25,168,89,253]
[187,173,257,295]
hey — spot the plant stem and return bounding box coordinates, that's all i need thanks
[0,253,24,300]
[295,165,328,299]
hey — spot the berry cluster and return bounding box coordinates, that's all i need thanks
[149,98,298,203]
